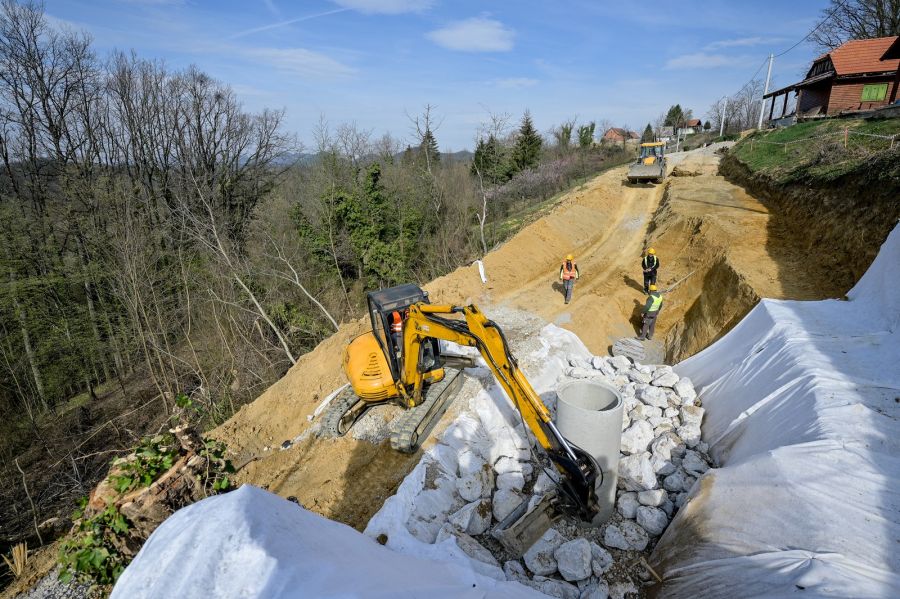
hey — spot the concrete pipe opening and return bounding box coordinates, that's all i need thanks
[555,379,623,525]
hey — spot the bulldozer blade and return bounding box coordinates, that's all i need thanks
[491,493,560,557]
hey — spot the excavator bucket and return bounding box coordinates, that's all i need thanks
[492,493,560,557]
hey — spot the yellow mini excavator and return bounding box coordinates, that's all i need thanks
[627,141,667,184]
[320,283,602,554]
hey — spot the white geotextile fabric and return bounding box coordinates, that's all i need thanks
[110,485,542,598]
[655,224,900,598]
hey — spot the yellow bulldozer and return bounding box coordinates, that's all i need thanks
[627,141,667,184]
[320,283,602,554]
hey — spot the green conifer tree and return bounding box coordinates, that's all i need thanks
[510,110,542,174]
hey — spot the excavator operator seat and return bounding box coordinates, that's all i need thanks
[366,284,441,379]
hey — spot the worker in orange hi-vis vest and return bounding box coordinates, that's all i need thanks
[558,254,580,304]
[390,311,404,359]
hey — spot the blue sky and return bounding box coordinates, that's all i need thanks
[44,0,830,150]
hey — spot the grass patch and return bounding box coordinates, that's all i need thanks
[732,118,900,184]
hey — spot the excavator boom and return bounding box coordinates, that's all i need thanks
[400,303,602,548]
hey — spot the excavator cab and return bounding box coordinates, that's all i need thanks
[366,284,441,380]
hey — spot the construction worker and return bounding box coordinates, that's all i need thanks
[641,248,659,294]
[559,254,579,304]
[390,311,404,358]
[637,284,663,341]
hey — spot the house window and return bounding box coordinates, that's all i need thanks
[861,83,888,102]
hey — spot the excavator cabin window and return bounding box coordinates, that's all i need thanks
[365,284,441,380]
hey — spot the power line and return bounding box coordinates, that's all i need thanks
[774,0,850,57]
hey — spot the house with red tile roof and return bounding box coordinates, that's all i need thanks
[601,127,640,142]
[764,36,899,120]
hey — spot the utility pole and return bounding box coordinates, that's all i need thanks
[719,97,728,137]
[757,53,774,129]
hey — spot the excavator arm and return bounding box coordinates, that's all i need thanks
[399,303,602,535]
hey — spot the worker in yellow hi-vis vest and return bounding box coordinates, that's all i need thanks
[637,284,663,340]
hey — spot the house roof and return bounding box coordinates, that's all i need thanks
[826,36,899,76]
[685,119,702,127]
[882,36,900,60]
[604,127,639,138]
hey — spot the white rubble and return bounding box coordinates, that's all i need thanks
[603,521,649,551]
[360,321,710,596]
[636,506,669,536]
[590,543,614,576]
[672,377,697,404]
[679,405,705,427]
[503,560,529,583]
[636,385,668,408]
[581,579,610,599]
[554,538,593,582]
[651,370,679,388]
[527,576,579,599]
[492,488,524,522]
[681,450,710,476]
[663,469,688,492]
[677,424,702,448]
[457,469,491,502]
[523,528,565,576]
[448,500,491,536]
[618,452,658,491]
[616,491,639,519]
[496,471,526,492]
[637,489,667,506]
[620,420,654,454]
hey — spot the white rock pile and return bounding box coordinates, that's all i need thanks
[396,354,712,599]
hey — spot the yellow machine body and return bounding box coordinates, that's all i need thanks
[343,332,400,402]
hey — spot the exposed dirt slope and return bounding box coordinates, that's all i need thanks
[213,146,846,530]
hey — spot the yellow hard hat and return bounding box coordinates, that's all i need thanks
[565,254,574,261]
[649,284,658,291]
[647,248,656,255]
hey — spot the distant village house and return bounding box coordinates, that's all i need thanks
[677,119,702,135]
[765,35,900,121]
[602,127,640,142]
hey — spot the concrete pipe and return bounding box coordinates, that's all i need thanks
[555,378,623,525]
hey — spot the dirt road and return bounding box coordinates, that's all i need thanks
[214,144,846,529]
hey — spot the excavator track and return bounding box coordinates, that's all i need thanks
[390,368,464,453]
[318,387,370,438]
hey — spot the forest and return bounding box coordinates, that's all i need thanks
[0,0,629,543]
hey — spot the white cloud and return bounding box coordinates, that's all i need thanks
[243,47,356,78]
[665,52,740,69]
[495,77,538,89]
[331,0,434,14]
[427,17,514,52]
[706,36,784,50]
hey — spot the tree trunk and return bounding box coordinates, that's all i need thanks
[9,270,48,412]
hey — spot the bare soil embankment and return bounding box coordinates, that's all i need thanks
[212,144,851,532]
[721,143,900,291]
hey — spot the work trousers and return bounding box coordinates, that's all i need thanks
[640,312,659,340]
[563,279,575,303]
[643,271,657,293]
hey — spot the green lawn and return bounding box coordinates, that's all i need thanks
[732,118,900,183]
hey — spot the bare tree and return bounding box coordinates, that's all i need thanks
[810,0,900,51]
[472,111,510,255]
